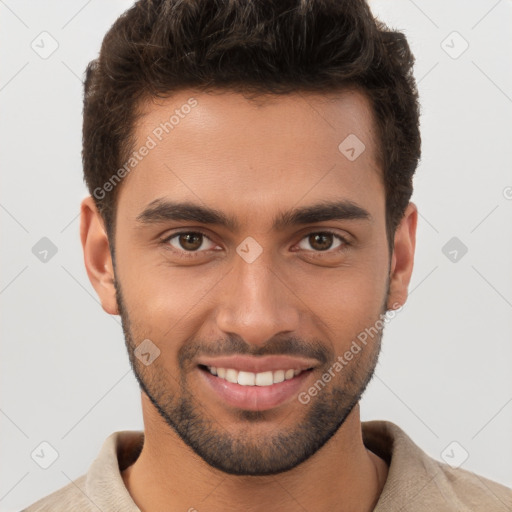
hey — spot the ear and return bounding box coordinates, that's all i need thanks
[387,202,417,310]
[80,196,119,315]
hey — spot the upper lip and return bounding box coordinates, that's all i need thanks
[196,355,318,373]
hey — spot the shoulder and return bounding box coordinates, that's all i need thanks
[21,475,92,512]
[363,420,512,511]
[21,430,143,512]
[429,458,512,510]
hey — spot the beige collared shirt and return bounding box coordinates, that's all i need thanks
[22,420,512,511]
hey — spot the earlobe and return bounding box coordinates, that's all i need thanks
[80,196,119,315]
[386,202,418,311]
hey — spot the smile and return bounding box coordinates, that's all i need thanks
[204,366,306,386]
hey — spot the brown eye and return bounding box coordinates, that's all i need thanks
[297,232,345,252]
[179,233,203,251]
[309,233,333,251]
[166,232,216,253]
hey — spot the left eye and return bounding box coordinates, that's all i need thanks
[166,232,216,252]
[297,232,345,252]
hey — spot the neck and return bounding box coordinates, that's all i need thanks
[122,394,388,512]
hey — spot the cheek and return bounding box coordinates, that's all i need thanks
[117,256,222,337]
[317,276,386,333]
[291,249,389,339]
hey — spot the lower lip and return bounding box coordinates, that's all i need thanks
[198,367,312,412]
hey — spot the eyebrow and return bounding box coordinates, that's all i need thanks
[136,198,372,231]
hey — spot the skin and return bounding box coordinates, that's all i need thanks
[80,89,417,511]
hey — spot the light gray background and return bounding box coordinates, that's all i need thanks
[1,1,511,510]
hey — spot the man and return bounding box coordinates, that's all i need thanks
[23,0,512,511]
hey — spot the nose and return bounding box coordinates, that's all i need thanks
[215,247,301,348]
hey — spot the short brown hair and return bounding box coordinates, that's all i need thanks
[82,0,421,250]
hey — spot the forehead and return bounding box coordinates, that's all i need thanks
[117,88,383,225]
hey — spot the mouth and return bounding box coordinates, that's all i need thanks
[196,356,317,411]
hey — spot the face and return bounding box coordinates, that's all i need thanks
[83,89,414,476]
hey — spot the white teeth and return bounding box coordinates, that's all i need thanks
[237,371,255,386]
[255,371,273,386]
[273,370,285,383]
[206,366,306,386]
[225,368,238,384]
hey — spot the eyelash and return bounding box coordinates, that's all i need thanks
[160,230,350,259]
